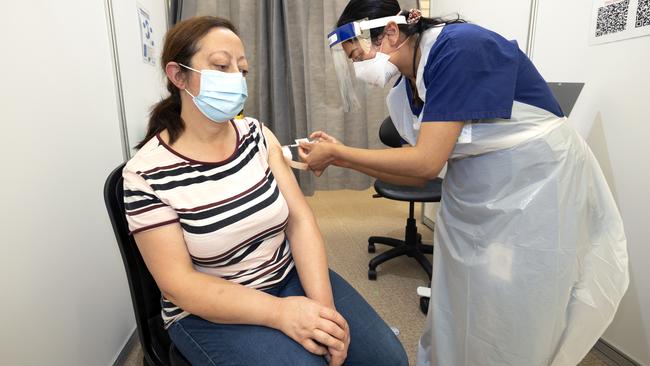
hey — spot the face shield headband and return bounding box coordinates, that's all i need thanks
[327,15,407,112]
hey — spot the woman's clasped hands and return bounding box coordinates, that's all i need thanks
[273,296,350,366]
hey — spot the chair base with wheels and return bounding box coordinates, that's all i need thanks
[367,178,442,281]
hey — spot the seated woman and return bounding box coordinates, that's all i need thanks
[123,16,408,366]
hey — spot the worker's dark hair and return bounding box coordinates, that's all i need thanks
[135,16,238,149]
[336,0,465,76]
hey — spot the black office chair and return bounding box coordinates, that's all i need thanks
[367,117,442,281]
[104,163,191,366]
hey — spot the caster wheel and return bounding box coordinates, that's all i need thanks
[368,269,377,280]
[368,243,376,253]
[420,297,429,315]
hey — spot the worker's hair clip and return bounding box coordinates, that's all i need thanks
[407,8,422,24]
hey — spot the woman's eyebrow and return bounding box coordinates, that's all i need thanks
[208,50,246,63]
[208,50,231,59]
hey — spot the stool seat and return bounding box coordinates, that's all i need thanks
[374,178,442,203]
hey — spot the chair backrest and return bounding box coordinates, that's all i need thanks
[103,163,171,366]
[378,116,404,148]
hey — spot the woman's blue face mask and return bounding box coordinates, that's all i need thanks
[180,63,248,123]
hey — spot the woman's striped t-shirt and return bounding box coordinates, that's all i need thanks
[122,117,294,328]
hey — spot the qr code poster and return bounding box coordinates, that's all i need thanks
[137,5,156,65]
[590,0,650,44]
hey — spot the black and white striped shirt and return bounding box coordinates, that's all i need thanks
[123,118,294,327]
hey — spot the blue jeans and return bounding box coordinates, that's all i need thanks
[168,268,408,365]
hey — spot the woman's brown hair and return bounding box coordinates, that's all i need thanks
[135,16,238,149]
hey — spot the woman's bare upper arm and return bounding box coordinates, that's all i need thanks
[261,126,313,221]
[132,222,194,299]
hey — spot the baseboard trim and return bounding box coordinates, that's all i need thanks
[594,338,642,366]
[112,327,138,366]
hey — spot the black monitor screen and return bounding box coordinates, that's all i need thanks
[547,82,585,116]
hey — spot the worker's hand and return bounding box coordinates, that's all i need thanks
[309,131,349,169]
[310,131,340,145]
[274,296,348,356]
[299,131,348,175]
[298,130,340,177]
[298,141,334,175]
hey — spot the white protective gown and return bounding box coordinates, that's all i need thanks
[386,27,629,366]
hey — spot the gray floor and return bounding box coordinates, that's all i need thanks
[119,188,612,366]
[120,341,611,365]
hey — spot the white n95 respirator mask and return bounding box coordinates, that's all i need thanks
[353,34,409,88]
[353,52,400,88]
[180,63,248,123]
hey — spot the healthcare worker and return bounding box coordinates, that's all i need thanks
[299,0,630,365]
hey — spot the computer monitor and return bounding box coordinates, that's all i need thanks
[547,82,585,116]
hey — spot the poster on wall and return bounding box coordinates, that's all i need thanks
[590,0,650,44]
[137,4,156,65]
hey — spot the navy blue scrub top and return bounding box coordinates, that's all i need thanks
[412,23,564,122]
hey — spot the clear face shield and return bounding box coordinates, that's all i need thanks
[327,16,407,112]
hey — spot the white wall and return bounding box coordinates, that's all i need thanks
[430,0,533,51]
[533,2,650,364]
[0,1,134,365]
[109,0,169,156]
